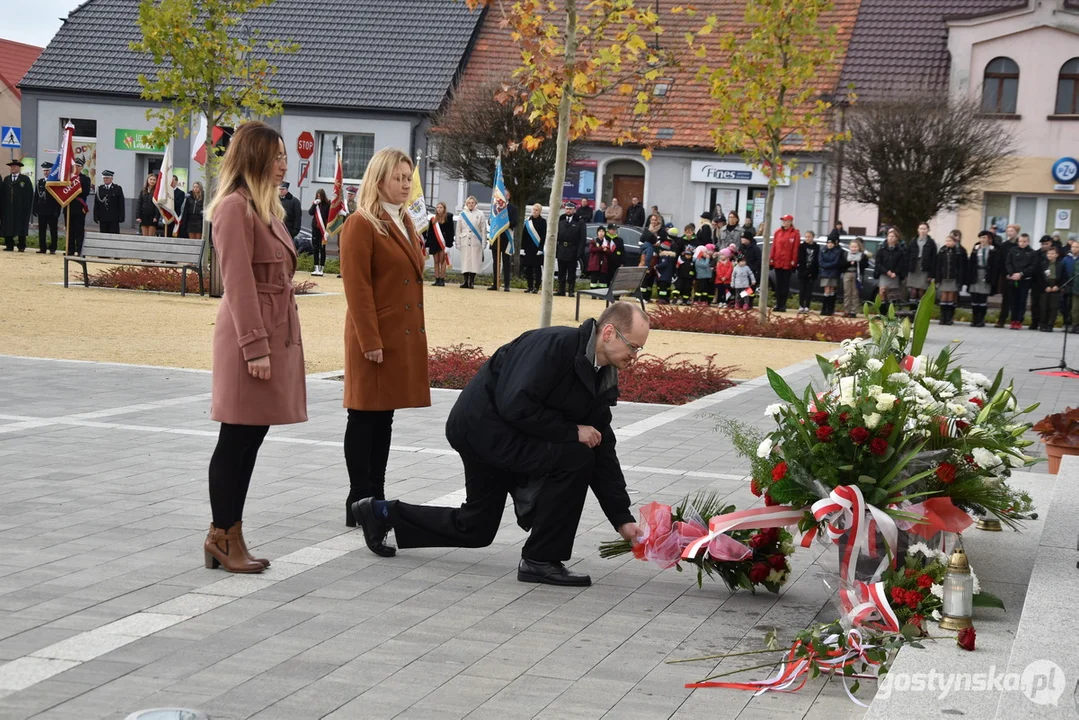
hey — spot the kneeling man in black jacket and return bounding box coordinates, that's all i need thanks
[351,302,646,586]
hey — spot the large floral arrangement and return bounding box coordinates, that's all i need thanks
[600,493,796,593]
[745,291,1036,539]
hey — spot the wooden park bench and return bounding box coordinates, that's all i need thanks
[64,232,206,297]
[574,265,648,321]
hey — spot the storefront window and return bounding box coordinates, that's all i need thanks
[317,132,374,183]
[1045,198,1079,240]
[1015,197,1037,235]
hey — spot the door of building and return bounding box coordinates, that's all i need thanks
[612,175,645,219]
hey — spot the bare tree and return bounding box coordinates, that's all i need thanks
[835,94,1016,239]
[433,79,573,216]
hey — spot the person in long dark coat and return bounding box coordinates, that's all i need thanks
[519,203,546,294]
[350,302,646,587]
[93,170,126,234]
[2,159,34,252]
[556,202,585,296]
[34,161,61,254]
[934,230,966,325]
[874,228,907,313]
[967,231,998,327]
[65,161,92,256]
[277,182,302,240]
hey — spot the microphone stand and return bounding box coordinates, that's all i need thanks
[1029,273,1078,374]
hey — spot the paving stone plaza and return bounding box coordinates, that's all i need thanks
[0,322,1075,719]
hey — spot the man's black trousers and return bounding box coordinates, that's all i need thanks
[389,443,593,563]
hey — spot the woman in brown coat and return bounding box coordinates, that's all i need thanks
[341,148,431,554]
[204,121,307,573]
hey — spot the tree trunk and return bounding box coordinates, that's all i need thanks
[539,0,578,328]
[758,183,776,324]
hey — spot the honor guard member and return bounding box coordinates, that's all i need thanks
[34,161,61,253]
[65,158,92,256]
[2,159,34,252]
[94,170,125,234]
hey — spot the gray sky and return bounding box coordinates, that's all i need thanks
[4,0,85,48]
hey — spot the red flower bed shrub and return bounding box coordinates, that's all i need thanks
[428,344,490,389]
[427,345,736,405]
[647,304,867,342]
[88,266,318,295]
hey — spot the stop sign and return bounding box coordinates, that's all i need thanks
[296,131,315,159]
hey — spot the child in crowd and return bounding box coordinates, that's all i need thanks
[587,226,611,289]
[655,238,678,304]
[714,248,734,306]
[818,235,843,315]
[935,230,966,325]
[681,224,696,253]
[796,230,820,313]
[693,244,714,304]
[731,255,756,309]
[675,244,695,305]
[1037,245,1064,331]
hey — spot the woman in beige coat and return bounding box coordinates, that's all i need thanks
[341,148,431,555]
[205,121,307,573]
[455,195,486,288]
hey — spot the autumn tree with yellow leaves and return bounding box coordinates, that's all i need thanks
[466,0,683,327]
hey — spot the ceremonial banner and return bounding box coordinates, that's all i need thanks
[489,157,512,254]
[325,146,347,237]
[153,141,178,225]
[407,164,429,235]
[45,122,82,208]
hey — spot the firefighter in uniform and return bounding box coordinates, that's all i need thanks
[65,158,92,256]
[34,161,61,253]
[94,170,125,234]
[2,159,34,252]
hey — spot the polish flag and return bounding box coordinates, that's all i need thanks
[154,141,177,225]
[192,115,224,166]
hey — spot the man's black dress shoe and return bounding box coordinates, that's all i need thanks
[350,499,396,557]
[517,558,591,586]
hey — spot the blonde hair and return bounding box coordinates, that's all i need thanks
[206,121,286,226]
[356,148,413,236]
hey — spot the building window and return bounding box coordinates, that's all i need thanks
[317,132,374,182]
[1055,58,1079,115]
[981,57,1019,114]
[61,118,97,138]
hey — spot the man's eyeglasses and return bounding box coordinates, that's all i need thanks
[614,327,644,355]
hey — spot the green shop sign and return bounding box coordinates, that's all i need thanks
[115,129,165,152]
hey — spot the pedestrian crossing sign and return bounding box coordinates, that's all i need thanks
[1,126,21,148]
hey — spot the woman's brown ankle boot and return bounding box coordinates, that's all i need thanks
[204,523,264,573]
[234,521,270,567]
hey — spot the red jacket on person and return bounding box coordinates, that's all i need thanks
[771,226,800,270]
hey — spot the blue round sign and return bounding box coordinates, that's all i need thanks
[1051,157,1078,184]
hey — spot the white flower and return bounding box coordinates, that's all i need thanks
[780,541,794,555]
[971,570,981,595]
[961,370,991,388]
[971,447,1002,469]
[866,359,884,372]
[757,437,774,459]
[765,403,784,417]
[888,373,911,385]
[907,543,934,558]
[931,609,942,621]
[867,384,884,398]
[875,393,897,412]
[1006,396,1017,411]
[864,412,882,429]
[948,403,968,417]
[836,353,852,367]
[930,583,944,599]
[839,377,857,406]
[765,568,788,586]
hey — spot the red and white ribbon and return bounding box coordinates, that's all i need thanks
[681,506,804,561]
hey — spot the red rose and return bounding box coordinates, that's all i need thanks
[839,412,850,424]
[890,587,906,604]
[771,462,788,482]
[849,427,870,445]
[762,527,779,545]
[812,411,830,426]
[816,426,835,442]
[957,626,976,651]
[749,533,767,549]
[935,463,957,484]
[750,478,763,497]
[917,574,933,589]
[964,454,975,465]
[768,554,787,571]
[764,492,779,507]
[748,562,771,584]
[878,423,894,438]
[969,397,983,408]
[904,568,916,578]
[869,438,889,456]
[905,590,923,609]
